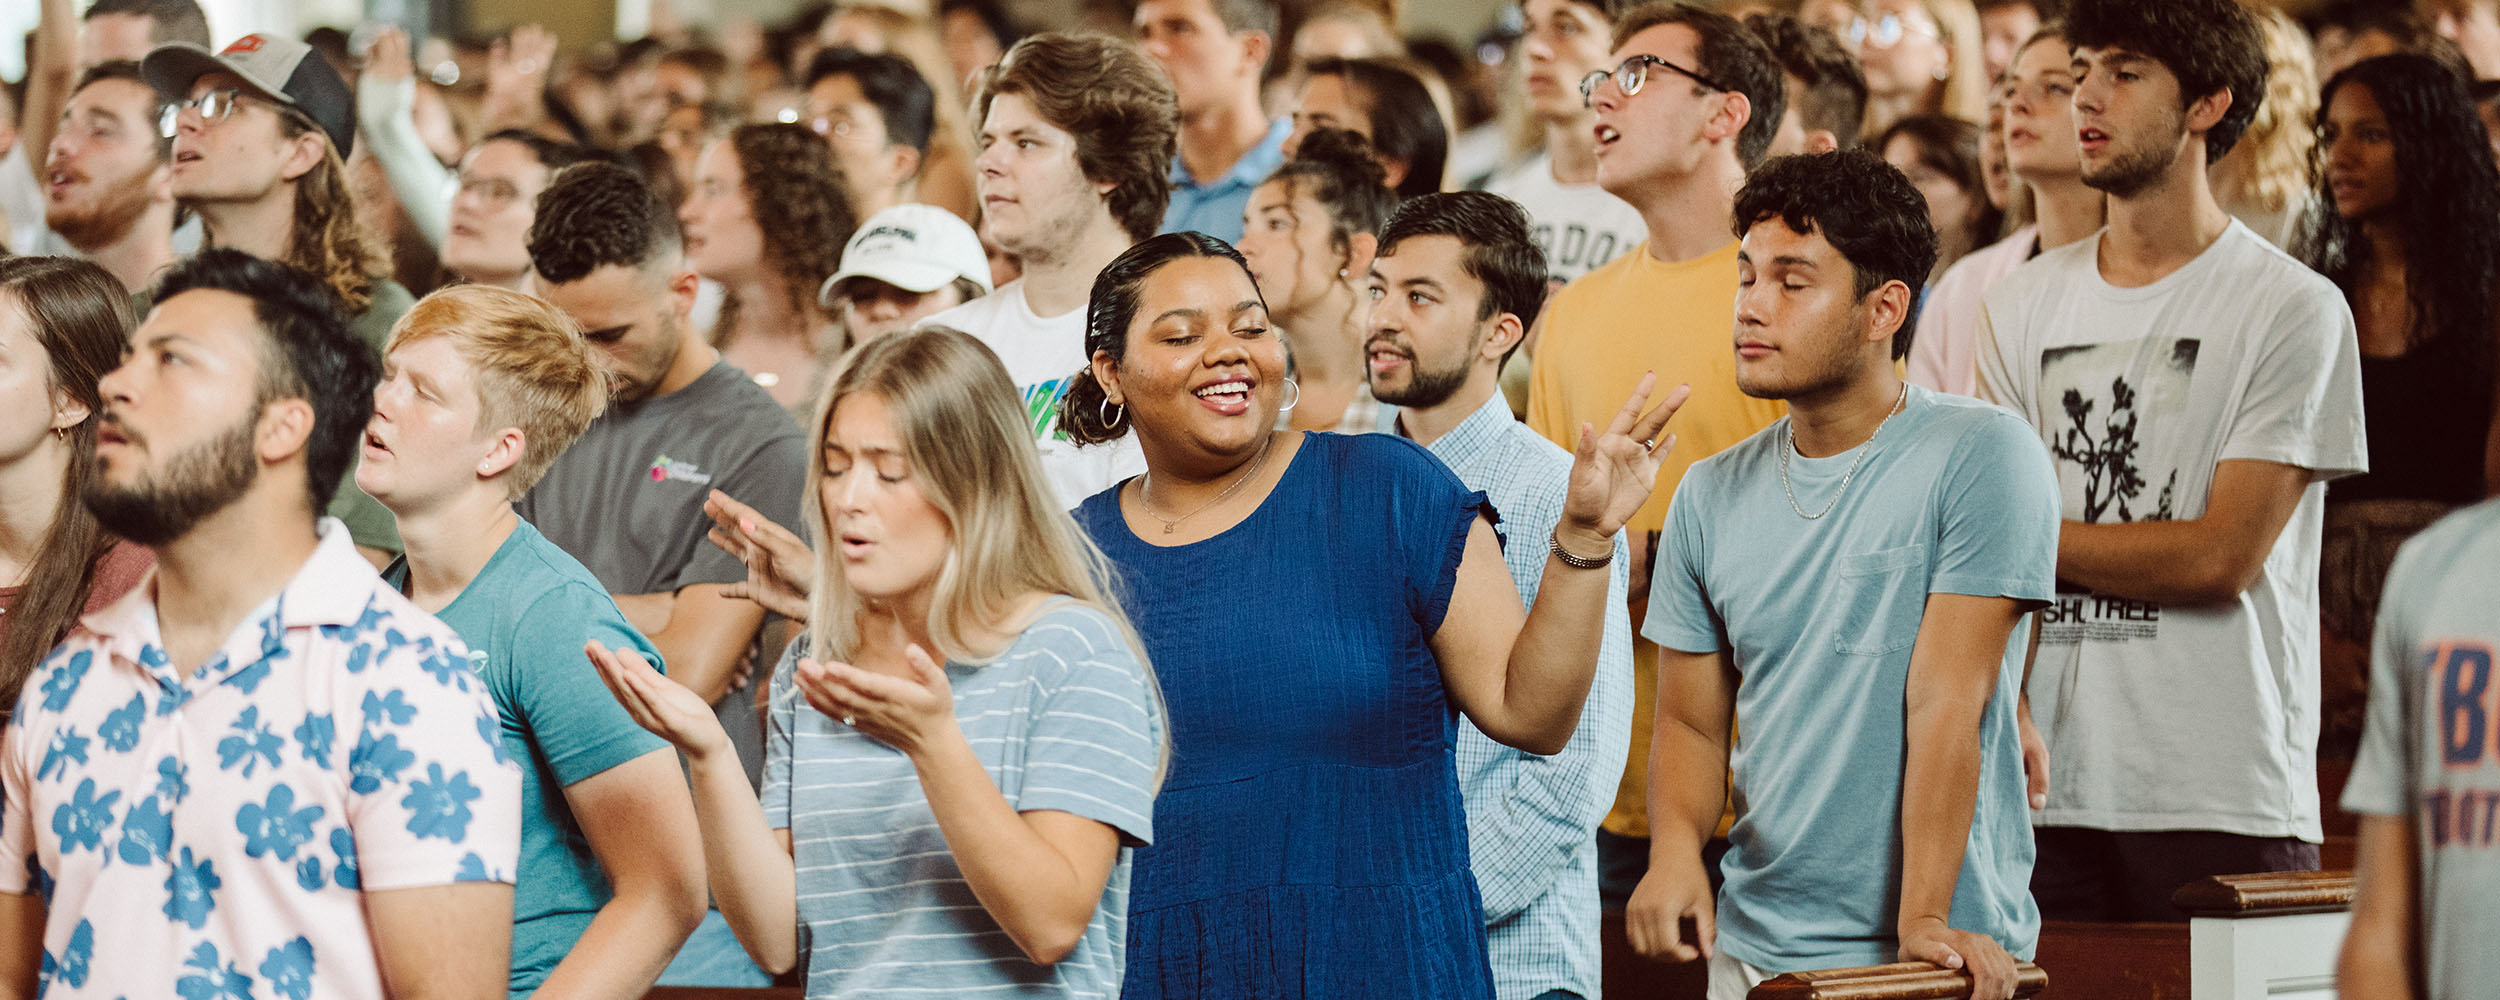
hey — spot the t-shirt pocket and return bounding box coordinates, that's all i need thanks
[1835,544,1927,656]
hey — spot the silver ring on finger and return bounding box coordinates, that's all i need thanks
[841,714,856,726]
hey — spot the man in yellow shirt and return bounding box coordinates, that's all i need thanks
[1525,0,1788,926]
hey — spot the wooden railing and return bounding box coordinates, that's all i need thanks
[2171,869,2356,917]
[1748,961,2048,1000]
[2177,870,2353,1000]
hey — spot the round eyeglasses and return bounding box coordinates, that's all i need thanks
[1579,54,1731,108]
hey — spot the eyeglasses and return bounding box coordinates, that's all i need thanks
[1579,54,1730,108]
[806,117,861,140]
[1846,13,1940,50]
[158,88,257,138]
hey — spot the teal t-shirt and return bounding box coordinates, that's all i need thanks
[1644,386,2058,971]
[387,518,670,996]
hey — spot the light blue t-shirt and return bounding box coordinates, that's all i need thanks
[1644,385,2058,971]
[1158,117,1291,245]
[764,603,1162,999]
[2342,498,2500,1000]
[386,519,670,997]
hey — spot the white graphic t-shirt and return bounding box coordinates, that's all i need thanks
[926,281,1148,509]
[1976,220,2368,841]
[1484,154,1646,285]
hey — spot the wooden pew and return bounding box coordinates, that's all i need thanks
[644,988,802,999]
[2172,870,2354,1000]
[1749,961,2048,999]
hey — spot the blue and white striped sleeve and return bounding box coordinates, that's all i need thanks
[1012,609,1161,846]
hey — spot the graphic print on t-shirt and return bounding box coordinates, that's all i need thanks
[2037,335,2201,645]
[2426,639,2500,848]
[1022,376,1072,443]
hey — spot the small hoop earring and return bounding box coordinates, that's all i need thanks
[1099,396,1126,428]
[1932,62,1951,81]
[1277,376,1301,413]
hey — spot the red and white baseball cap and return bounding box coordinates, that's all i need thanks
[143,33,358,157]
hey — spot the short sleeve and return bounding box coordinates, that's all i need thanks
[0,693,38,895]
[1011,608,1162,846]
[1973,293,2029,414]
[1930,412,2060,607]
[1642,465,1726,653]
[345,633,524,890]
[2342,534,2433,817]
[760,639,802,830]
[2219,286,2369,481]
[678,432,808,590]
[1387,441,1490,635]
[510,588,670,789]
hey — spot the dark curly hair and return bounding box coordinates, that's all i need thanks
[1745,12,1866,146]
[527,162,682,284]
[975,32,1179,243]
[714,123,856,347]
[1611,3,1788,168]
[2067,0,2269,163]
[1375,191,1549,368]
[1732,151,1939,359]
[2298,53,2499,383]
[1057,233,1260,445]
[1303,57,1449,200]
[150,248,378,515]
[1264,128,1399,259]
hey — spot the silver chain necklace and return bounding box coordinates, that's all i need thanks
[1141,433,1276,534]
[1779,383,1908,520]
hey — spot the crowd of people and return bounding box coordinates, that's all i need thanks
[0,0,2493,997]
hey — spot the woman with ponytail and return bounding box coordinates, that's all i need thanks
[1236,128,1400,433]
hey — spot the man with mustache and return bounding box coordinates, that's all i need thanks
[41,62,182,294]
[10,0,209,257]
[0,250,520,998]
[1367,190,1633,1000]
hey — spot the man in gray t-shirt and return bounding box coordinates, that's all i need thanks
[521,163,808,786]
[2338,498,2500,999]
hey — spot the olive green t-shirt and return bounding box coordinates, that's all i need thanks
[327,277,414,555]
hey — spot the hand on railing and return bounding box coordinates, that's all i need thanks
[1747,960,2049,1000]
[1897,919,2020,1000]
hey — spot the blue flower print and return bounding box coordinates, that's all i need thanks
[163,847,221,928]
[37,918,92,990]
[118,794,173,865]
[419,646,472,691]
[361,690,416,727]
[38,650,91,711]
[344,644,374,674]
[454,851,507,882]
[236,785,324,860]
[255,609,292,662]
[294,713,335,768]
[156,755,192,802]
[99,694,145,753]
[295,854,324,891]
[402,763,480,842]
[222,657,270,695]
[476,713,509,765]
[217,706,284,776]
[154,673,190,716]
[329,827,360,890]
[348,731,415,794]
[175,941,252,1000]
[38,728,90,782]
[48,779,118,854]
[258,936,315,1000]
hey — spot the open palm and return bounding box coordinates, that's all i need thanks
[1562,372,1692,539]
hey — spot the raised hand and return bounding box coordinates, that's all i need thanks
[705,489,816,623]
[482,25,556,131]
[1561,372,1692,547]
[363,25,415,83]
[791,646,959,758]
[587,640,733,762]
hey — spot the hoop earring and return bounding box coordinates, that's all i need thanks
[1099,396,1126,428]
[1277,376,1301,413]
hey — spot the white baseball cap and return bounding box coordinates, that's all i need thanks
[817,204,993,307]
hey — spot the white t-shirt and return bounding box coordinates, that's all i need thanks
[1975,220,2368,842]
[1484,153,1646,284]
[925,279,1147,509]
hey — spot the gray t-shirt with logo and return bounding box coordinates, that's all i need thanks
[517,360,807,782]
[2342,498,2500,1000]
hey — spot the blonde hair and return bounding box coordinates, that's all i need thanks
[2214,7,2319,218]
[273,109,388,314]
[386,285,611,498]
[802,327,1168,779]
[1925,0,1990,126]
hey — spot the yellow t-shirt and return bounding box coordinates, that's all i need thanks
[1526,239,1785,839]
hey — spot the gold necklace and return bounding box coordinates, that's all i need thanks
[1140,433,1276,535]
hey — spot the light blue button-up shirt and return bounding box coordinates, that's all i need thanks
[1400,391,1631,1000]
[1159,116,1292,246]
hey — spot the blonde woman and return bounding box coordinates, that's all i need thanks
[1851,0,1989,138]
[592,327,1167,998]
[2211,7,2319,250]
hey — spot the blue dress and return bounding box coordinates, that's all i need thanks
[1074,431,1497,999]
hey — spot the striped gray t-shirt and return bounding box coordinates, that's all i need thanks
[763,603,1162,998]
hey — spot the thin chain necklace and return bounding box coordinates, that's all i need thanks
[1780,383,1908,520]
[1141,433,1276,534]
